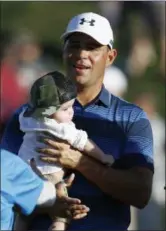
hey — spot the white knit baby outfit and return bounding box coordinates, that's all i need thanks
[18,110,88,175]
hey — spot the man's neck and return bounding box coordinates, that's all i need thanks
[77,84,102,106]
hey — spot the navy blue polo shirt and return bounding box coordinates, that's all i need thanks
[1,86,154,230]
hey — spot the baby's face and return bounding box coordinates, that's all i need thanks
[51,99,75,123]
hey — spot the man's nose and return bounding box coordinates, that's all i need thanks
[76,47,89,58]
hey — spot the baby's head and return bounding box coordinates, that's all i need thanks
[24,71,77,123]
[49,98,75,123]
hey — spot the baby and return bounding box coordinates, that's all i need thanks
[16,71,114,231]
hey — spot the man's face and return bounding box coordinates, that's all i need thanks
[63,33,116,88]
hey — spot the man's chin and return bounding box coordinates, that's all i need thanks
[74,75,88,85]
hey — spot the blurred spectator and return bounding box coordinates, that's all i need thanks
[98,1,165,78]
[103,65,128,98]
[14,31,56,90]
[98,1,165,43]
[160,36,165,77]
[0,39,28,137]
[0,30,11,60]
[130,92,165,230]
[0,30,56,138]
[126,36,156,78]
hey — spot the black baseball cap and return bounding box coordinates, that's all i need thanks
[24,71,77,119]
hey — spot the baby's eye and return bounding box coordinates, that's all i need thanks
[63,108,68,111]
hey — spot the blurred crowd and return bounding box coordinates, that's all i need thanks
[0,31,56,136]
[0,1,165,230]
[100,3,165,229]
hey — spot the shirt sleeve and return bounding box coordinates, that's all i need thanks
[62,123,88,150]
[45,120,88,150]
[115,110,154,172]
[1,150,44,215]
[1,105,27,155]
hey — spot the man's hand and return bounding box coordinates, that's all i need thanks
[51,186,90,220]
[55,173,75,198]
[49,174,90,220]
[36,137,83,170]
[30,159,90,220]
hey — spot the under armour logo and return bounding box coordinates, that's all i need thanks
[109,40,113,47]
[79,18,95,26]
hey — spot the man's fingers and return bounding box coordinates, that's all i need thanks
[63,196,81,205]
[67,204,90,219]
[69,204,89,210]
[64,173,75,188]
[40,137,66,150]
[45,139,63,149]
[73,213,88,220]
[41,135,70,149]
[37,147,61,157]
[42,131,67,142]
[72,209,89,217]
[42,131,57,140]
[69,204,90,213]
[66,207,89,220]
[40,156,59,164]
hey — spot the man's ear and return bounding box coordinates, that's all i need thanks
[106,49,117,67]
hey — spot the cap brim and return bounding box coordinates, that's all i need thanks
[23,106,58,119]
[61,30,110,47]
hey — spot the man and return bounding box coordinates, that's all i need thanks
[0,148,89,230]
[1,12,154,230]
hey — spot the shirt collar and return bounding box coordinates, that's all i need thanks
[74,85,111,108]
[96,85,111,107]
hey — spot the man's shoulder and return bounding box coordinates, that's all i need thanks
[1,104,28,154]
[14,104,28,116]
[111,94,141,111]
[9,103,28,123]
[111,95,147,122]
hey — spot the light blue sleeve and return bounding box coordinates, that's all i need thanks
[1,149,44,215]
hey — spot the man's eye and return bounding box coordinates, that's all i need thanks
[68,44,80,49]
[87,46,94,50]
[67,43,101,51]
[87,46,101,51]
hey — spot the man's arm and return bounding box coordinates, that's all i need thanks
[75,155,153,209]
[39,142,153,209]
[38,110,154,209]
[77,110,154,208]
